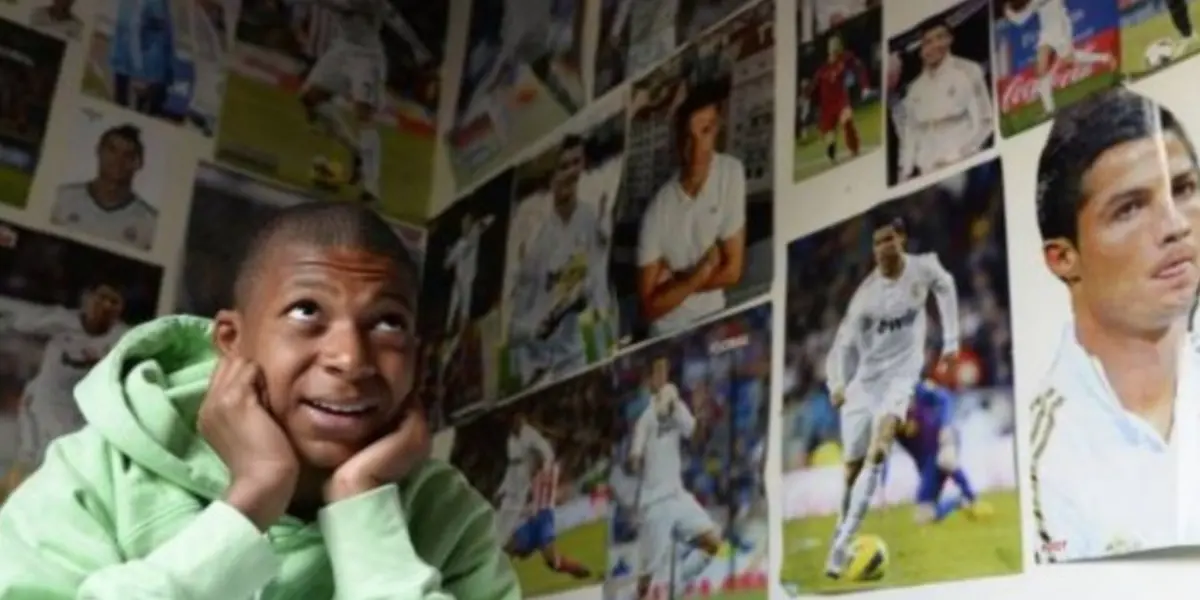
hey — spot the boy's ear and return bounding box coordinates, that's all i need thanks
[212,309,242,357]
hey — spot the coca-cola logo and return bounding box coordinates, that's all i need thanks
[997,51,1109,112]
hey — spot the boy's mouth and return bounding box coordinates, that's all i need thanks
[301,399,378,416]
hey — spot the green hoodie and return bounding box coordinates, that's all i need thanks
[0,315,520,599]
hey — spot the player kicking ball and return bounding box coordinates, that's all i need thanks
[285,0,433,204]
[822,214,959,579]
[494,413,593,580]
[628,355,725,598]
[1000,0,1114,115]
[802,34,873,165]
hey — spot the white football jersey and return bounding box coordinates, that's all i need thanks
[897,55,993,177]
[291,0,429,61]
[445,223,485,293]
[825,252,959,402]
[630,382,696,506]
[51,183,157,251]
[498,422,555,503]
[29,7,83,40]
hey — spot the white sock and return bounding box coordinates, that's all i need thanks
[1071,50,1111,65]
[1036,73,1055,113]
[315,102,357,151]
[674,546,714,588]
[832,462,884,552]
[358,127,382,197]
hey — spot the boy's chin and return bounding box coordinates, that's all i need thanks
[294,438,365,471]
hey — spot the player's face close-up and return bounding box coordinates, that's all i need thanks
[83,286,124,329]
[1062,132,1200,328]
[650,358,669,391]
[919,26,951,67]
[219,243,417,470]
[97,135,142,184]
[552,145,585,204]
[872,225,904,267]
[682,105,721,167]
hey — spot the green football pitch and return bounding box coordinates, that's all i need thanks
[1120,2,1200,80]
[998,73,1118,137]
[0,166,33,209]
[793,100,883,183]
[780,491,1022,594]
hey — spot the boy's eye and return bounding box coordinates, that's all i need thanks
[286,301,321,321]
[375,313,411,334]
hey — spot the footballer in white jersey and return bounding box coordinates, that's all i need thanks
[0,284,127,477]
[1029,88,1200,562]
[290,0,433,204]
[185,0,232,136]
[1000,0,1114,114]
[29,0,83,40]
[627,355,723,595]
[51,124,158,252]
[443,212,494,335]
[894,21,993,182]
[822,216,959,578]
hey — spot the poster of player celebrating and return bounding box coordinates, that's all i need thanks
[614,0,774,346]
[497,95,625,398]
[606,303,771,600]
[0,17,64,210]
[449,366,613,597]
[780,158,1020,593]
[213,0,447,223]
[0,220,162,504]
[793,0,881,183]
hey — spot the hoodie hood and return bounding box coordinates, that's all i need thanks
[74,314,229,500]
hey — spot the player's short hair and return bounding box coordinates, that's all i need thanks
[673,81,729,146]
[1037,87,1197,243]
[232,203,418,309]
[99,124,144,159]
[920,16,952,37]
[84,281,123,298]
[868,210,906,236]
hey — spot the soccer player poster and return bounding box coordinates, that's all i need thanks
[0,17,64,210]
[176,163,424,317]
[1119,0,1200,80]
[82,0,237,137]
[593,0,630,100]
[50,104,168,253]
[606,303,771,600]
[992,0,1120,137]
[449,366,612,597]
[780,158,1021,593]
[496,95,625,399]
[417,170,514,423]
[622,0,752,84]
[793,0,881,184]
[448,0,586,193]
[614,0,774,346]
[212,0,447,223]
[0,219,162,505]
[885,0,995,187]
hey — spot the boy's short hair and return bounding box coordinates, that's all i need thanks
[232,203,418,308]
[1036,87,1196,243]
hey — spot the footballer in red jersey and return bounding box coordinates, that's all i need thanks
[804,34,873,164]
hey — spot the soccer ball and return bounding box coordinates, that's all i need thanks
[1145,39,1176,69]
[310,155,345,189]
[844,534,889,581]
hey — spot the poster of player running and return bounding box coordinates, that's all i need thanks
[780,158,1020,593]
[614,0,774,345]
[885,0,995,187]
[450,366,613,597]
[82,0,237,137]
[1119,0,1200,80]
[992,0,1120,137]
[214,0,446,223]
[606,303,770,600]
[448,0,586,192]
[0,17,64,210]
[496,94,625,399]
[49,103,167,253]
[0,219,162,504]
[793,0,882,184]
[417,170,514,422]
[176,163,425,317]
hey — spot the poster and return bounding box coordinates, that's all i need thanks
[495,96,625,399]
[0,219,162,504]
[992,0,1120,137]
[450,366,613,597]
[593,0,630,100]
[780,159,1021,593]
[177,163,425,317]
[1119,0,1200,80]
[448,0,586,191]
[885,0,995,186]
[214,0,447,223]
[625,0,752,79]
[793,0,881,183]
[82,0,237,137]
[417,170,514,421]
[614,0,774,345]
[0,17,64,210]
[49,103,168,252]
[606,304,771,600]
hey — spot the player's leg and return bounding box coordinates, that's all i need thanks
[819,108,839,162]
[935,428,990,519]
[445,281,462,333]
[913,459,950,524]
[1168,0,1196,42]
[301,48,359,162]
[670,492,724,589]
[838,105,860,156]
[836,404,872,521]
[1033,44,1057,114]
[534,509,593,578]
[636,501,673,599]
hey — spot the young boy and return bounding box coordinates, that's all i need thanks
[0,203,521,598]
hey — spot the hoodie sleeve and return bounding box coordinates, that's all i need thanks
[319,464,520,599]
[0,436,281,599]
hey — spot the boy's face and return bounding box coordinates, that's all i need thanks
[217,242,418,470]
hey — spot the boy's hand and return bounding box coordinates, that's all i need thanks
[199,357,299,530]
[325,406,431,502]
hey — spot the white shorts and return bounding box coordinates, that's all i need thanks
[840,376,918,462]
[1037,12,1074,57]
[638,491,716,582]
[303,44,387,108]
